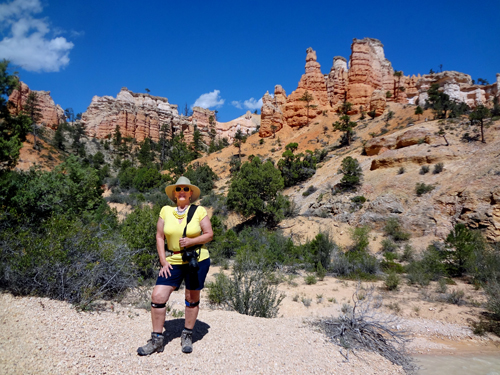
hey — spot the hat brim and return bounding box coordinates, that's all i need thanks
[165,184,201,203]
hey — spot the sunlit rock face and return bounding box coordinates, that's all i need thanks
[283,47,329,129]
[260,85,286,137]
[259,38,499,137]
[326,56,348,109]
[9,81,64,129]
[81,87,219,145]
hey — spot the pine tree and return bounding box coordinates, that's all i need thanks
[159,123,169,166]
[53,124,65,150]
[23,92,42,150]
[338,156,363,191]
[298,90,317,127]
[415,105,423,121]
[469,105,491,143]
[113,125,122,147]
[333,102,357,146]
[0,60,31,170]
[137,138,154,167]
[190,125,203,159]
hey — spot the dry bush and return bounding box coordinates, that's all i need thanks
[313,285,416,374]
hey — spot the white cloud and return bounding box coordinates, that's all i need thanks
[231,100,242,109]
[0,0,74,72]
[243,97,263,111]
[192,90,225,109]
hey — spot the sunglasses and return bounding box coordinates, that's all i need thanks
[175,186,191,192]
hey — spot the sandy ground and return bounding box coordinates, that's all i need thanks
[1,265,499,375]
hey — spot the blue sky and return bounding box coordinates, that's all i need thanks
[1,0,499,122]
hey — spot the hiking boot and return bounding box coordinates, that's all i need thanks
[137,333,164,356]
[181,329,193,353]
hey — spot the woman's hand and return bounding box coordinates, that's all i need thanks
[159,263,172,278]
[179,237,193,248]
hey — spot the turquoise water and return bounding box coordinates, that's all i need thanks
[415,354,500,375]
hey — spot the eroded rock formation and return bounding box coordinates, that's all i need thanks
[216,111,260,142]
[8,81,65,129]
[81,88,219,144]
[326,56,348,109]
[416,71,499,108]
[260,38,499,137]
[260,85,287,137]
[283,47,329,128]
[81,88,259,145]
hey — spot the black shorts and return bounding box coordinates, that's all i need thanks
[155,258,210,291]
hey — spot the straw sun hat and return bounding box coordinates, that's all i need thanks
[165,176,201,203]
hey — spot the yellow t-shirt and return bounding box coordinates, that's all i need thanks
[159,205,209,265]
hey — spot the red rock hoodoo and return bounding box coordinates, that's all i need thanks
[260,37,500,138]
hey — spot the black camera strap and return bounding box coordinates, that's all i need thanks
[181,205,202,257]
[182,204,198,239]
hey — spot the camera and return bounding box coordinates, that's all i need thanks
[182,248,199,272]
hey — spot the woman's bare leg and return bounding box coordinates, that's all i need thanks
[184,289,200,329]
[151,285,175,332]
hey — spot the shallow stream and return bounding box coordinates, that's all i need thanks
[415,354,500,374]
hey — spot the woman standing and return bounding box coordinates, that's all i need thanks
[137,176,213,355]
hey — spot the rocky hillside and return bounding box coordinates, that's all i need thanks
[8,37,500,246]
[195,102,500,246]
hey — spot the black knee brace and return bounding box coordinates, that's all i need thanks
[151,302,166,308]
[185,299,200,308]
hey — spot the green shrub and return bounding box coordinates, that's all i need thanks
[277,143,319,187]
[381,260,405,274]
[485,278,500,318]
[330,247,380,281]
[383,252,398,261]
[415,182,435,196]
[303,232,335,270]
[120,204,161,279]
[222,258,285,318]
[397,167,405,175]
[0,156,105,223]
[0,215,136,307]
[118,166,137,189]
[184,163,218,195]
[350,195,366,204]
[305,274,317,285]
[436,278,448,293]
[381,238,398,253]
[445,223,485,277]
[385,271,400,291]
[433,163,444,174]
[133,167,163,192]
[419,165,430,175]
[406,243,448,286]
[302,185,317,196]
[445,289,465,305]
[206,272,231,305]
[383,218,410,242]
[400,244,415,262]
[316,262,326,281]
[234,227,301,269]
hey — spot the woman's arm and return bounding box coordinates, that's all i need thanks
[178,215,213,249]
[156,217,172,277]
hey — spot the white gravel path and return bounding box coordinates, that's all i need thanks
[0,293,405,375]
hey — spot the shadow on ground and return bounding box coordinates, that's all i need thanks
[162,319,210,346]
